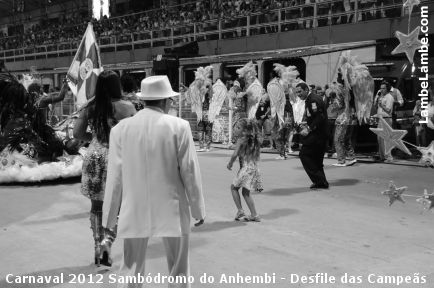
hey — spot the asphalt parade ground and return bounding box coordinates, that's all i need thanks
[0,147,433,288]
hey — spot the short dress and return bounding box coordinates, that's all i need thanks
[232,157,263,191]
[81,136,109,201]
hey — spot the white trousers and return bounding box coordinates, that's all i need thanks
[117,235,190,288]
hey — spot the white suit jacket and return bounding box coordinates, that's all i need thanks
[102,107,205,238]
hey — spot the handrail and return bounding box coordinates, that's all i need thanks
[0,0,431,61]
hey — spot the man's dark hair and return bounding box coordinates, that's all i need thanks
[381,80,391,92]
[296,82,309,91]
[144,99,167,107]
[120,74,137,93]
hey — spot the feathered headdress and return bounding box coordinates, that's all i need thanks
[194,66,213,85]
[236,61,257,82]
[273,64,299,85]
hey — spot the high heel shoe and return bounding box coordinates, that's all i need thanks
[99,238,113,267]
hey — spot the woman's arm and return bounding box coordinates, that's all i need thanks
[38,82,69,108]
[73,108,92,142]
[227,141,240,170]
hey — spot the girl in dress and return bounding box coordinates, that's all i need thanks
[227,118,262,222]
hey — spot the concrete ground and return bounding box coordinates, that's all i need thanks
[0,148,433,288]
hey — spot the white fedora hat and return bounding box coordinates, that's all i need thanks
[136,75,179,100]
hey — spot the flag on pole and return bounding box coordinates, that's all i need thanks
[67,22,103,107]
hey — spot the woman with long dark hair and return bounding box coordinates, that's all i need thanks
[74,70,136,266]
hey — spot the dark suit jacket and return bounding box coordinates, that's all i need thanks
[301,91,329,146]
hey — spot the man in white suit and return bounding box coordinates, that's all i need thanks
[102,75,206,288]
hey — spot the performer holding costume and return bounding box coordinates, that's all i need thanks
[230,61,263,144]
[186,66,214,152]
[338,51,374,124]
[209,79,229,144]
[0,74,82,183]
[267,64,299,159]
[228,78,247,145]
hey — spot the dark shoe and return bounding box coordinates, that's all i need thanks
[310,183,329,189]
[319,182,329,189]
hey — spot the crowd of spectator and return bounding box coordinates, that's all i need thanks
[0,0,409,52]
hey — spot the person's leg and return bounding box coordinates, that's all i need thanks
[198,121,205,150]
[276,128,286,158]
[334,124,347,164]
[205,121,213,150]
[231,184,244,219]
[384,118,394,160]
[117,238,149,288]
[241,188,259,218]
[299,145,318,185]
[345,124,356,162]
[163,235,190,288]
[287,130,294,153]
[90,200,103,265]
[315,142,328,187]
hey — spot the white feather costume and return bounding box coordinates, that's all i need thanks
[186,66,213,122]
[267,64,300,129]
[208,79,228,123]
[338,51,374,123]
[236,61,263,119]
[0,148,83,183]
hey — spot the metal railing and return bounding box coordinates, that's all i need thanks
[0,0,431,62]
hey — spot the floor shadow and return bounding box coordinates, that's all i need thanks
[0,176,81,187]
[264,187,311,196]
[191,220,247,233]
[22,212,89,226]
[0,265,95,288]
[329,178,360,187]
[261,208,299,220]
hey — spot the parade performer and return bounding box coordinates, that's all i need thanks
[227,118,262,222]
[228,78,248,145]
[295,82,329,189]
[27,80,69,158]
[0,74,82,183]
[209,79,229,144]
[338,51,374,124]
[186,66,214,152]
[73,70,136,267]
[255,92,272,148]
[236,61,263,120]
[229,61,263,145]
[328,82,356,166]
[267,64,299,159]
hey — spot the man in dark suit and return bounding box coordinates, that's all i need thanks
[295,82,329,189]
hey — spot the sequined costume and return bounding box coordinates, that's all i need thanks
[81,137,109,200]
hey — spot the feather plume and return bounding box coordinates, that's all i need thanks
[208,79,228,122]
[188,66,213,122]
[338,51,374,123]
[267,78,286,129]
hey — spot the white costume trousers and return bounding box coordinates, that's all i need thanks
[117,235,190,288]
